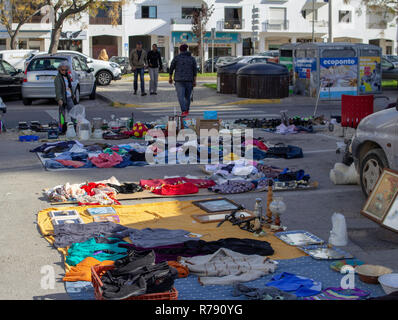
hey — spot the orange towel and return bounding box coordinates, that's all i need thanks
[63,257,114,282]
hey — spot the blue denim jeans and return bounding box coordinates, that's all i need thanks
[134,68,145,93]
[175,81,193,112]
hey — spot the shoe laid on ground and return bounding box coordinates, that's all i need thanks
[114,249,153,267]
[141,92,147,96]
[111,250,156,276]
[181,111,189,117]
[150,92,155,95]
[102,276,147,300]
[154,92,157,95]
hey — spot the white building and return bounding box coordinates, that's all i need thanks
[1,0,397,62]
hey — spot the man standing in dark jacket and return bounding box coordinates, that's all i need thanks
[147,44,163,95]
[169,44,197,116]
[130,41,147,96]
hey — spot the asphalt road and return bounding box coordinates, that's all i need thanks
[1,88,398,299]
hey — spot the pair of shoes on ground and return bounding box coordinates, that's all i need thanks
[101,250,177,300]
[134,91,147,96]
[150,92,157,95]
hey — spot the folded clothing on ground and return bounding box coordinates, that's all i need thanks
[129,228,201,248]
[66,237,129,266]
[266,272,321,297]
[51,221,133,248]
[63,257,114,282]
[119,238,275,263]
[180,248,277,285]
[232,283,297,300]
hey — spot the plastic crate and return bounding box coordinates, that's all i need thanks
[341,94,374,129]
[91,265,178,300]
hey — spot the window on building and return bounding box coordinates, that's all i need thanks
[90,3,122,24]
[181,7,201,19]
[0,39,6,50]
[339,10,352,23]
[142,6,157,18]
[224,7,243,29]
[302,9,318,21]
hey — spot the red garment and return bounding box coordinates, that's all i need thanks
[56,160,85,168]
[140,177,215,190]
[80,182,107,196]
[89,152,123,168]
[243,139,268,151]
[152,182,199,195]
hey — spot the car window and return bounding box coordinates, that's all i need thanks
[72,57,83,71]
[78,57,90,71]
[381,58,394,69]
[0,62,6,74]
[27,58,66,71]
[2,60,16,74]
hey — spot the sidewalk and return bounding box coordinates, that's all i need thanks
[98,78,397,109]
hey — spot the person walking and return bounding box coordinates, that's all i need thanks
[97,49,109,61]
[147,44,163,95]
[169,44,197,117]
[54,61,76,134]
[130,41,147,96]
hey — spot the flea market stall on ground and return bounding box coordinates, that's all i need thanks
[18,107,397,301]
[293,42,382,99]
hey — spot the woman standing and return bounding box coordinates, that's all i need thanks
[98,49,109,61]
[54,61,76,134]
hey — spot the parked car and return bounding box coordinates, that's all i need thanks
[351,106,398,196]
[58,50,121,86]
[21,53,96,105]
[161,57,169,73]
[24,51,48,71]
[381,57,398,83]
[194,56,202,73]
[0,49,38,71]
[216,56,236,68]
[383,55,398,68]
[204,57,219,72]
[230,56,269,65]
[259,50,280,63]
[0,59,24,98]
[109,56,131,75]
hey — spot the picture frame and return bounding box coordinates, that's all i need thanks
[49,210,79,219]
[191,210,256,224]
[52,216,83,225]
[381,192,398,233]
[361,168,398,223]
[192,198,242,213]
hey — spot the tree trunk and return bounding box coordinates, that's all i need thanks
[48,26,61,54]
[10,33,17,49]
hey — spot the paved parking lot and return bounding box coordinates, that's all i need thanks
[1,85,398,299]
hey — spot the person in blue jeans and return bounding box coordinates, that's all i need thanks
[129,42,147,96]
[169,44,197,116]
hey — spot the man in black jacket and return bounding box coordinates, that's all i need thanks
[147,44,163,95]
[169,44,197,117]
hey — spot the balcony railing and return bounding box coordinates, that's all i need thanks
[171,18,193,25]
[217,19,245,30]
[263,20,289,31]
[89,16,122,25]
[366,21,388,29]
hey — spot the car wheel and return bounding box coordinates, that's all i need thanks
[89,83,96,100]
[22,98,32,105]
[74,87,80,104]
[96,70,112,86]
[360,148,388,196]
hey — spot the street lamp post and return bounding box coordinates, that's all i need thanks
[328,0,332,43]
[211,27,215,73]
[312,0,315,42]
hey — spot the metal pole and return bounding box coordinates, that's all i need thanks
[328,0,332,43]
[312,0,315,42]
[212,38,214,73]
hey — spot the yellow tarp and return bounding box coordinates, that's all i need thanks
[37,199,306,272]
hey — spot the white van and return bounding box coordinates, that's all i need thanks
[0,50,38,71]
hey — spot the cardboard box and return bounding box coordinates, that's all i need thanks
[195,119,220,136]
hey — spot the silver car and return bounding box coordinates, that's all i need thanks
[21,53,96,105]
[351,106,398,196]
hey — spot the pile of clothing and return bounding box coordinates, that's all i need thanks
[140,176,215,196]
[31,141,149,170]
[45,176,143,205]
[205,160,311,194]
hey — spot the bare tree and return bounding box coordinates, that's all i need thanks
[192,2,214,74]
[0,0,45,49]
[44,0,127,54]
